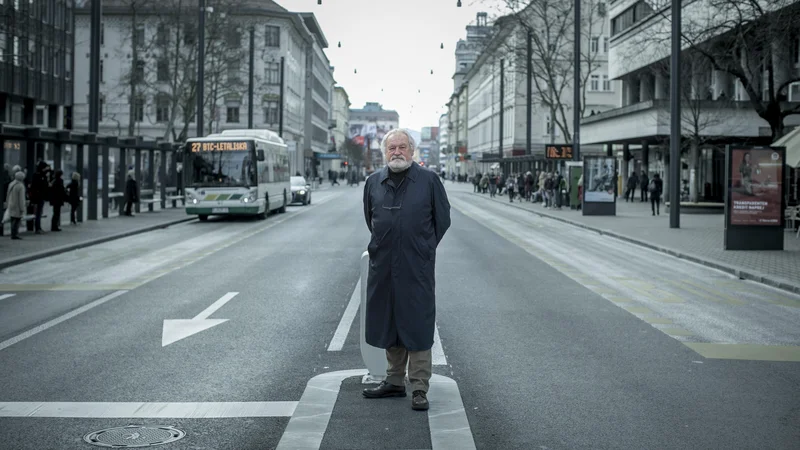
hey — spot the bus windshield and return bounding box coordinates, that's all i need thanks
[186,141,257,188]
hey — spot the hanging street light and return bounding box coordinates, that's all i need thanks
[318,0,322,5]
[354,68,357,74]
[338,41,341,48]
[430,69,434,74]
[440,43,444,49]
[457,0,462,7]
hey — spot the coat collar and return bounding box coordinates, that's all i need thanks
[378,161,419,184]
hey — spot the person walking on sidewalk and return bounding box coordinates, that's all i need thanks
[29,161,51,234]
[67,172,82,225]
[506,174,517,202]
[649,173,663,216]
[124,171,139,216]
[640,171,649,203]
[4,170,26,240]
[625,172,639,202]
[361,128,451,411]
[49,170,66,232]
[488,172,497,197]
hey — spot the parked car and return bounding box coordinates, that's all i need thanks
[290,176,311,205]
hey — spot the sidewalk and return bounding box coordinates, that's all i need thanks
[0,207,194,270]
[450,182,800,295]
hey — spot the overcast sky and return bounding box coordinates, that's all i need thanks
[276,0,504,132]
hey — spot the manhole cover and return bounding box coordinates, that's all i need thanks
[84,425,185,448]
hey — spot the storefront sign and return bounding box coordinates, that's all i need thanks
[729,148,783,226]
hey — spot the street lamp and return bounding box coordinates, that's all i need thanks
[457,0,462,6]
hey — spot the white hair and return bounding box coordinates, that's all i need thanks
[381,128,417,154]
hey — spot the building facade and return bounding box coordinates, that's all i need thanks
[348,102,399,173]
[326,85,350,174]
[438,113,449,175]
[73,0,334,176]
[0,0,76,173]
[419,126,439,169]
[298,13,333,178]
[459,5,615,176]
[581,0,800,201]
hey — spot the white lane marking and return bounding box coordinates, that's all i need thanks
[433,323,447,366]
[0,293,15,301]
[194,292,238,320]
[275,369,476,450]
[328,281,360,351]
[0,290,128,352]
[0,401,297,418]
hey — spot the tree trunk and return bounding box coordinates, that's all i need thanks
[689,139,699,202]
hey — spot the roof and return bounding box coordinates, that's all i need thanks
[76,0,288,15]
[299,13,329,49]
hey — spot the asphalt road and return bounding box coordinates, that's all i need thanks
[0,182,797,450]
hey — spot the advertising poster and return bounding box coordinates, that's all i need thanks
[729,148,783,226]
[584,157,616,203]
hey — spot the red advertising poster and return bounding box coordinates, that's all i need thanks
[729,148,783,226]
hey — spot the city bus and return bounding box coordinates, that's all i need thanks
[183,129,291,221]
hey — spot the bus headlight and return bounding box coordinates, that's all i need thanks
[242,190,258,203]
[192,198,198,204]
[299,190,306,195]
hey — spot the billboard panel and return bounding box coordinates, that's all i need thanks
[583,157,616,203]
[728,148,783,226]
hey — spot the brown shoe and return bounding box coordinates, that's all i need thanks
[411,390,429,411]
[362,381,406,398]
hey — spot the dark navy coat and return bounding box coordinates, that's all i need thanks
[363,162,451,351]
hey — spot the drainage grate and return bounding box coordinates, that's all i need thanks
[83,425,185,448]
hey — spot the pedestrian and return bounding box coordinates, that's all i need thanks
[506,174,517,202]
[640,171,649,202]
[361,128,451,411]
[649,173,663,216]
[29,161,51,234]
[49,169,66,231]
[625,172,639,202]
[124,170,139,216]
[67,172,82,225]
[4,170,26,240]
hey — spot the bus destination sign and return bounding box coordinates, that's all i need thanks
[545,144,573,160]
[189,141,252,152]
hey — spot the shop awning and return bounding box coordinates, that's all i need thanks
[773,126,800,167]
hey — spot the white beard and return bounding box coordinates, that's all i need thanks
[388,158,412,172]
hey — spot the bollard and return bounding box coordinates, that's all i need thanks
[359,250,387,384]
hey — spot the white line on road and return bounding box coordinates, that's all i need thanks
[0,293,15,301]
[328,281,361,351]
[275,369,476,450]
[0,290,128,352]
[433,324,447,366]
[194,292,238,320]
[0,401,297,418]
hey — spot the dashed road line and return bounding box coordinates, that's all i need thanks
[328,280,361,352]
[0,293,15,301]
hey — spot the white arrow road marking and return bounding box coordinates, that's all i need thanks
[162,292,238,347]
[0,290,128,352]
[432,324,447,366]
[0,294,15,301]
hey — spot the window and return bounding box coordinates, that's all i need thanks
[590,74,600,91]
[611,1,654,36]
[789,82,800,102]
[99,59,104,82]
[265,25,280,47]
[100,22,104,45]
[157,59,169,81]
[54,50,60,76]
[264,62,280,84]
[156,95,169,122]
[602,75,611,91]
[135,60,145,83]
[598,2,606,16]
[590,37,599,53]
[226,29,240,48]
[99,96,104,121]
[228,59,240,83]
[133,96,145,122]
[12,35,19,66]
[0,32,5,62]
[157,24,169,47]
[794,36,800,64]
[40,45,47,72]
[603,37,609,53]
[263,100,279,124]
[312,124,327,144]
[226,107,240,123]
[134,24,145,48]
[28,39,36,69]
[35,107,46,126]
[65,50,72,79]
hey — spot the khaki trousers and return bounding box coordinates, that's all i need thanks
[385,346,432,393]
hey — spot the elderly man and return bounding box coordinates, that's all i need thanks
[362,128,451,411]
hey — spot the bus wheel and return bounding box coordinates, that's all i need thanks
[279,191,287,213]
[199,215,208,222]
[258,196,268,220]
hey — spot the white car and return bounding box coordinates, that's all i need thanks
[290,176,311,205]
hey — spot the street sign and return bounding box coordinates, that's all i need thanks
[546,144,573,160]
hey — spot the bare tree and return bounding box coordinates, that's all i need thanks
[488,0,609,143]
[626,0,800,140]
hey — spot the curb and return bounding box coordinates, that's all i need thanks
[467,192,800,296]
[0,216,196,271]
